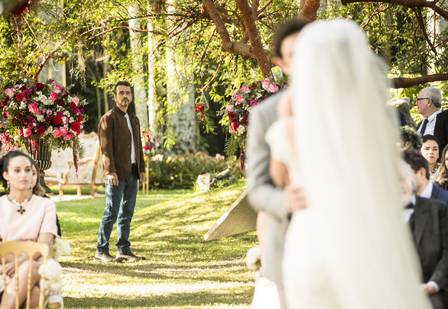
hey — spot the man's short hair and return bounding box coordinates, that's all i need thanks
[272,18,310,58]
[403,149,430,180]
[421,87,442,108]
[114,81,132,94]
[422,134,440,146]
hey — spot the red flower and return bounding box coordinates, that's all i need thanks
[15,93,24,101]
[77,114,83,122]
[195,104,204,113]
[52,114,62,125]
[69,102,77,110]
[143,144,151,152]
[70,121,81,134]
[35,82,45,91]
[36,125,46,135]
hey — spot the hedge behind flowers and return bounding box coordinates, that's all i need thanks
[148,152,243,189]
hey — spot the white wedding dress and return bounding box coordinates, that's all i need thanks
[276,20,432,309]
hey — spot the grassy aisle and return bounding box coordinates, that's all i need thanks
[56,181,257,308]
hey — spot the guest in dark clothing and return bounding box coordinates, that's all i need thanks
[435,145,448,191]
[400,160,448,309]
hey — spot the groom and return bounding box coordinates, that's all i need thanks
[246,18,309,308]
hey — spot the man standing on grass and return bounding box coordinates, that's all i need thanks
[95,81,145,263]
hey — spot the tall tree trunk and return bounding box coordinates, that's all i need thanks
[147,1,158,136]
[128,4,149,128]
[165,0,200,153]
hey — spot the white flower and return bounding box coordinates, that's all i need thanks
[53,238,71,257]
[237,126,246,136]
[39,259,62,286]
[36,115,44,122]
[245,246,261,270]
[20,102,26,109]
[152,154,164,161]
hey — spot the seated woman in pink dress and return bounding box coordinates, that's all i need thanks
[0,150,58,309]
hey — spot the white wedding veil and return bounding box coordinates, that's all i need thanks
[291,19,431,308]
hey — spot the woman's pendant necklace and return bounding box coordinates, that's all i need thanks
[7,196,30,215]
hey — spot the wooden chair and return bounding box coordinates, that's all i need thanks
[0,241,49,309]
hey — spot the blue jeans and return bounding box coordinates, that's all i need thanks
[97,173,138,254]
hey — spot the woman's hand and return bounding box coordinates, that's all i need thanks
[0,262,16,276]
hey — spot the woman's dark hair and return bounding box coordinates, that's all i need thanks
[422,134,440,146]
[0,150,41,193]
[435,144,448,188]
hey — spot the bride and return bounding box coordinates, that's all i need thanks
[276,19,432,309]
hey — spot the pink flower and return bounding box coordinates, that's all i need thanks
[52,128,62,138]
[64,133,72,141]
[59,127,68,136]
[72,96,80,105]
[249,99,258,107]
[240,85,249,92]
[53,84,64,94]
[0,133,10,143]
[28,103,39,114]
[261,79,270,89]
[49,92,58,102]
[46,110,53,116]
[225,105,234,112]
[22,127,32,137]
[267,84,279,93]
[234,94,244,105]
[4,88,14,98]
[229,120,239,134]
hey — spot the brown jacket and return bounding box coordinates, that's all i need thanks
[98,107,144,181]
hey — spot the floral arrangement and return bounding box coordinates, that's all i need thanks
[0,79,87,153]
[141,128,160,156]
[53,237,71,258]
[39,259,64,308]
[201,79,284,169]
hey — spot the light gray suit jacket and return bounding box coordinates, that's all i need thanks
[246,91,289,289]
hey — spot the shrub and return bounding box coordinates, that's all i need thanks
[147,152,243,189]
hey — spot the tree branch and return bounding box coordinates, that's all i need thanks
[201,0,254,58]
[413,8,437,55]
[299,0,320,20]
[392,73,448,88]
[235,0,272,76]
[341,0,448,20]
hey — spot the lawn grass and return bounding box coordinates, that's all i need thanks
[56,180,257,308]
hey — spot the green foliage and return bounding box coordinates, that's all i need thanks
[148,153,243,189]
